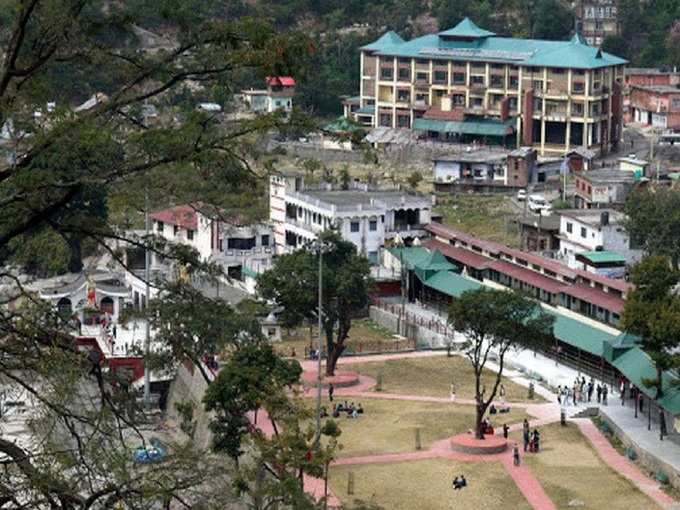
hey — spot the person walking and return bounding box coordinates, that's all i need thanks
[572,384,578,406]
[602,384,608,405]
[522,419,530,452]
[513,444,521,466]
[328,383,334,402]
[556,385,562,405]
[499,384,506,405]
[596,383,602,404]
[587,380,594,403]
[503,423,510,439]
[450,382,456,402]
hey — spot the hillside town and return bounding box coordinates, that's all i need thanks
[4,2,680,509]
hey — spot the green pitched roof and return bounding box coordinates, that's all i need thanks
[361,23,627,69]
[423,270,482,297]
[579,251,627,264]
[414,250,458,282]
[545,310,616,357]
[610,347,680,414]
[361,30,404,51]
[413,117,515,137]
[387,246,431,270]
[439,18,495,39]
[355,105,375,115]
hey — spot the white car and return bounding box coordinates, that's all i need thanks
[516,189,527,202]
[528,194,549,213]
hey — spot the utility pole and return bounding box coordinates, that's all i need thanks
[143,186,151,411]
[314,241,325,446]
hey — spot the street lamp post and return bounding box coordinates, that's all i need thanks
[312,239,330,445]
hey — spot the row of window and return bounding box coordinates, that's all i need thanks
[565,222,590,239]
[156,221,195,241]
[350,219,380,232]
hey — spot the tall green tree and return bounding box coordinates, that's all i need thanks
[624,187,680,268]
[448,288,554,439]
[0,1,313,507]
[622,256,680,399]
[257,230,372,376]
[204,343,339,509]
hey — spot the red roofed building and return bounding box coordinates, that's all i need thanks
[424,222,632,327]
[241,76,295,115]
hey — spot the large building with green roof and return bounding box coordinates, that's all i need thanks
[345,18,627,156]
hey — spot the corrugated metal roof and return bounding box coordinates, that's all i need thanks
[362,20,627,69]
[423,269,482,296]
[578,251,627,264]
[609,347,680,414]
[355,105,375,115]
[438,18,495,39]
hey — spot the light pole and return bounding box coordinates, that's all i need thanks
[394,234,406,336]
[311,239,330,445]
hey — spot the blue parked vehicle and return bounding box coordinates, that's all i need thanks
[133,437,167,463]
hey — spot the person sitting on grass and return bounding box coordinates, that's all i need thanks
[357,403,364,414]
[452,475,467,490]
[332,405,340,418]
[489,404,497,415]
[319,406,328,418]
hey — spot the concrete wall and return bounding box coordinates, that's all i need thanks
[165,363,214,450]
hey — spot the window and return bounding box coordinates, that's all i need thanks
[416,72,428,82]
[187,229,194,240]
[453,73,465,84]
[398,58,411,65]
[434,70,447,83]
[473,97,483,107]
[350,221,360,232]
[380,67,393,80]
[369,220,377,231]
[490,75,504,87]
[397,115,410,128]
[398,67,410,81]
[261,234,269,246]
[379,113,392,127]
[397,89,410,102]
[471,75,485,86]
[580,227,587,238]
[453,94,465,105]
[156,221,164,232]
[566,222,573,233]
[173,225,179,237]
[509,76,519,87]
[572,82,585,93]
[508,97,518,110]
[532,80,543,91]
[572,102,584,115]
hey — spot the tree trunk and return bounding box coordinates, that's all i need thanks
[326,343,345,376]
[66,235,83,273]
[475,403,485,440]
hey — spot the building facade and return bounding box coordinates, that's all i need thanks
[150,204,275,284]
[347,18,626,156]
[557,209,642,271]
[574,169,637,208]
[624,68,680,128]
[240,76,295,114]
[269,173,432,264]
[576,0,619,47]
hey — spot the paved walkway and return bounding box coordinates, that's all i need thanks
[304,350,676,509]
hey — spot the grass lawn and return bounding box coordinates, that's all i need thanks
[435,194,520,247]
[274,319,406,360]
[342,355,543,403]
[314,396,530,458]
[511,422,659,509]
[330,459,532,510]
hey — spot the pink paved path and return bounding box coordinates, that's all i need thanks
[576,419,676,509]
[299,351,679,509]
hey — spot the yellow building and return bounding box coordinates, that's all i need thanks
[345,18,627,156]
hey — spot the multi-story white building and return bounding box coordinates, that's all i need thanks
[150,204,275,285]
[270,173,433,264]
[557,209,642,274]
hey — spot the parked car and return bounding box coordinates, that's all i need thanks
[528,194,550,213]
[516,189,527,202]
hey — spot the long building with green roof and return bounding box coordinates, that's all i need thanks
[345,18,627,157]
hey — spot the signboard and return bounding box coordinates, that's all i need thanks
[591,186,609,203]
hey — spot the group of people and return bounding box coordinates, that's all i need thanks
[452,475,467,490]
[522,418,541,453]
[557,377,608,406]
[325,401,363,419]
